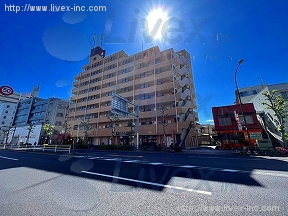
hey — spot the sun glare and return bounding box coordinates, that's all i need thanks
[147,9,168,39]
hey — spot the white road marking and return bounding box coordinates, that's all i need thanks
[188,156,260,160]
[122,160,141,163]
[221,169,240,172]
[104,158,121,161]
[179,165,197,168]
[88,157,106,160]
[252,171,288,178]
[148,162,164,165]
[0,156,19,161]
[81,171,212,195]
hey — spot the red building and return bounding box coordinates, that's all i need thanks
[212,103,263,149]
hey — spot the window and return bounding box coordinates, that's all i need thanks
[123,59,130,65]
[106,82,112,87]
[122,78,129,83]
[155,68,161,74]
[140,63,145,68]
[55,121,62,126]
[157,80,163,85]
[107,73,114,78]
[218,117,232,126]
[239,115,254,124]
[122,68,130,74]
[121,87,130,93]
[252,90,257,94]
[5,111,8,113]
[1,121,5,124]
[3,116,6,119]
[106,92,112,96]
[56,113,63,117]
[7,105,10,108]
[140,83,149,89]
[140,94,152,100]
[280,91,288,100]
[239,91,248,97]
[155,57,161,63]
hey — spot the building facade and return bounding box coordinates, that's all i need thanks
[212,103,263,149]
[236,82,288,145]
[68,46,199,148]
[0,102,17,143]
[9,97,70,145]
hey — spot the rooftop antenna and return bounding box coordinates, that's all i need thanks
[93,33,98,47]
[101,33,104,48]
[260,76,264,88]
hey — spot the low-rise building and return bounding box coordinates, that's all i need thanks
[212,103,263,149]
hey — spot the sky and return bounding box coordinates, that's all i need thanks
[1,0,288,124]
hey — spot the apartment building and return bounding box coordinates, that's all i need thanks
[0,102,17,143]
[9,97,70,145]
[68,46,199,148]
[236,82,288,133]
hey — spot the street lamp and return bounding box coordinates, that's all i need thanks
[234,59,252,146]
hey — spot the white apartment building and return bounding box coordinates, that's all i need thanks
[236,82,288,144]
[0,102,17,143]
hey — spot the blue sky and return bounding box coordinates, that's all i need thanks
[1,0,288,124]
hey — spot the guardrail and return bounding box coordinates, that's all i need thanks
[42,144,71,153]
[2,144,71,154]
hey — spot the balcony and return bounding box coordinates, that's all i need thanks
[156,82,174,92]
[180,77,190,87]
[134,86,155,96]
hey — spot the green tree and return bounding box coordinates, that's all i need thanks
[262,90,288,147]
[43,124,55,144]
[26,123,35,144]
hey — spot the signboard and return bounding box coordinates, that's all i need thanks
[234,111,242,130]
[111,92,129,117]
[0,86,14,96]
[249,132,262,139]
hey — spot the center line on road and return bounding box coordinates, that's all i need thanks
[0,155,19,161]
[81,171,212,195]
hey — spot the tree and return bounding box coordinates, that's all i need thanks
[43,124,55,144]
[262,90,288,147]
[26,123,36,144]
[61,121,71,144]
[80,119,91,144]
[0,126,14,144]
[59,104,71,144]
[107,114,119,145]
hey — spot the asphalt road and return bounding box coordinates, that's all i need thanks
[0,149,287,215]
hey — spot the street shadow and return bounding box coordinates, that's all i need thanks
[1,150,288,192]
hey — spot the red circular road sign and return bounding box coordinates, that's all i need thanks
[0,86,14,96]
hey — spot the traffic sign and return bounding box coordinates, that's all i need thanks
[0,86,14,96]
